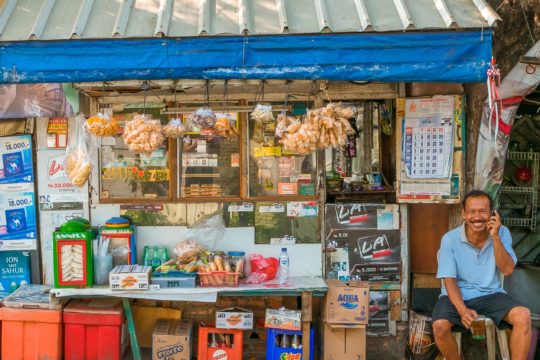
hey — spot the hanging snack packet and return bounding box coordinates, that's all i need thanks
[64,114,94,187]
[186,108,217,129]
[85,112,119,137]
[122,114,165,154]
[162,117,186,138]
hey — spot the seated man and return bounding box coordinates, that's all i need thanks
[432,190,531,360]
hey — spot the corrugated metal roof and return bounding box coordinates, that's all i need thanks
[0,0,499,41]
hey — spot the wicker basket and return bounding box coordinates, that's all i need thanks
[198,272,240,287]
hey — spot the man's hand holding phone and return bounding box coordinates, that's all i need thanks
[487,209,501,238]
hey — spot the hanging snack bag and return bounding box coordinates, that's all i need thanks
[122,114,165,154]
[64,114,94,187]
[162,118,186,138]
[214,117,238,138]
[186,108,216,129]
[85,113,119,137]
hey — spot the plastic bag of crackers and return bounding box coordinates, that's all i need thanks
[64,114,95,187]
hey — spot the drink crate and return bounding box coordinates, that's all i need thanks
[266,328,314,360]
[198,325,243,360]
[198,272,239,287]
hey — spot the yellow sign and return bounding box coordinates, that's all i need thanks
[101,167,170,182]
[254,146,282,157]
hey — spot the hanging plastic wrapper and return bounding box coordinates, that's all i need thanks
[122,114,165,154]
[476,58,503,193]
[85,112,119,137]
[162,117,186,138]
[182,212,225,252]
[64,114,95,187]
[186,108,217,129]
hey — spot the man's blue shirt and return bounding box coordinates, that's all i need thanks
[436,224,517,301]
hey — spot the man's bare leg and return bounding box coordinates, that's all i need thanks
[504,306,531,360]
[433,319,460,360]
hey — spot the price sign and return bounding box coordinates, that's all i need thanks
[7,195,33,208]
[4,139,30,152]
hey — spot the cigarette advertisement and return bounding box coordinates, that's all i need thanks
[0,191,37,250]
[0,135,37,250]
[0,135,34,190]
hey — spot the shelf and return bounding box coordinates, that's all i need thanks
[502,217,535,228]
[507,151,540,161]
[501,186,536,194]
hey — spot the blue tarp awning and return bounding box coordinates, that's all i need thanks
[0,31,492,84]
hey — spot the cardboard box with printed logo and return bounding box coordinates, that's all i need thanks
[324,279,369,324]
[216,307,253,330]
[152,319,192,360]
[323,323,366,360]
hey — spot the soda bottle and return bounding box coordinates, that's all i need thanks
[152,246,161,269]
[277,248,289,284]
[280,334,290,348]
[161,247,169,266]
[143,246,153,267]
[291,334,300,349]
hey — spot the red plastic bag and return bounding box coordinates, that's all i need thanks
[246,254,279,284]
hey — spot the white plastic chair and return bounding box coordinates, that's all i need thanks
[437,251,510,360]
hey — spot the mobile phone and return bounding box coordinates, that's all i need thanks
[491,208,497,217]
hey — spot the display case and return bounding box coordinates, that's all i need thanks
[179,112,241,198]
[248,111,317,197]
[100,124,171,200]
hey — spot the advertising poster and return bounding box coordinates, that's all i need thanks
[368,291,390,334]
[0,84,74,119]
[0,135,37,251]
[325,203,399,230]
[0,135,34,191]
[0,250,31,296]
[325,203,401,285]
[0,191,37,250]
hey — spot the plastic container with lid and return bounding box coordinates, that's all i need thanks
[227,251,246,278]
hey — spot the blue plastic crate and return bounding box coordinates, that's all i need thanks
[266,328,314,360]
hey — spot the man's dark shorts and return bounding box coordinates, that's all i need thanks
[432,292,524,329]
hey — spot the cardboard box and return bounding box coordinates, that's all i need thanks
[152,319,192,360]
[216,307,254,330]
[264,308,302,331]
[109,265,152,290]
[324,323,366,360]
[325,280,369,324]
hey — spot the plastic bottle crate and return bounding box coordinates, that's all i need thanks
[266,328,314,360]
[198,325,243,360]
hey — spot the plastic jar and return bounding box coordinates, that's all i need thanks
[227,251,246,278]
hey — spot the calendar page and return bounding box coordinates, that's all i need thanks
[403,97,454,179]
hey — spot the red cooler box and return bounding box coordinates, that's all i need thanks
[63,298,126,360]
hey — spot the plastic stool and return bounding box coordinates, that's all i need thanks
[444,318,510,360]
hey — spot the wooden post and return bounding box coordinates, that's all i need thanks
[122,298,142,360]
[301,291,313,359]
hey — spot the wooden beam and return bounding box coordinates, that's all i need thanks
[301,291,313,360]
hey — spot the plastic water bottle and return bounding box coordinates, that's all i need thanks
[278,248,289,284]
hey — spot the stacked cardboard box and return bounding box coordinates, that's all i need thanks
[323,280,370,360]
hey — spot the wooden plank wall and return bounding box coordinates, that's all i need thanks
[409,203,450,274]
